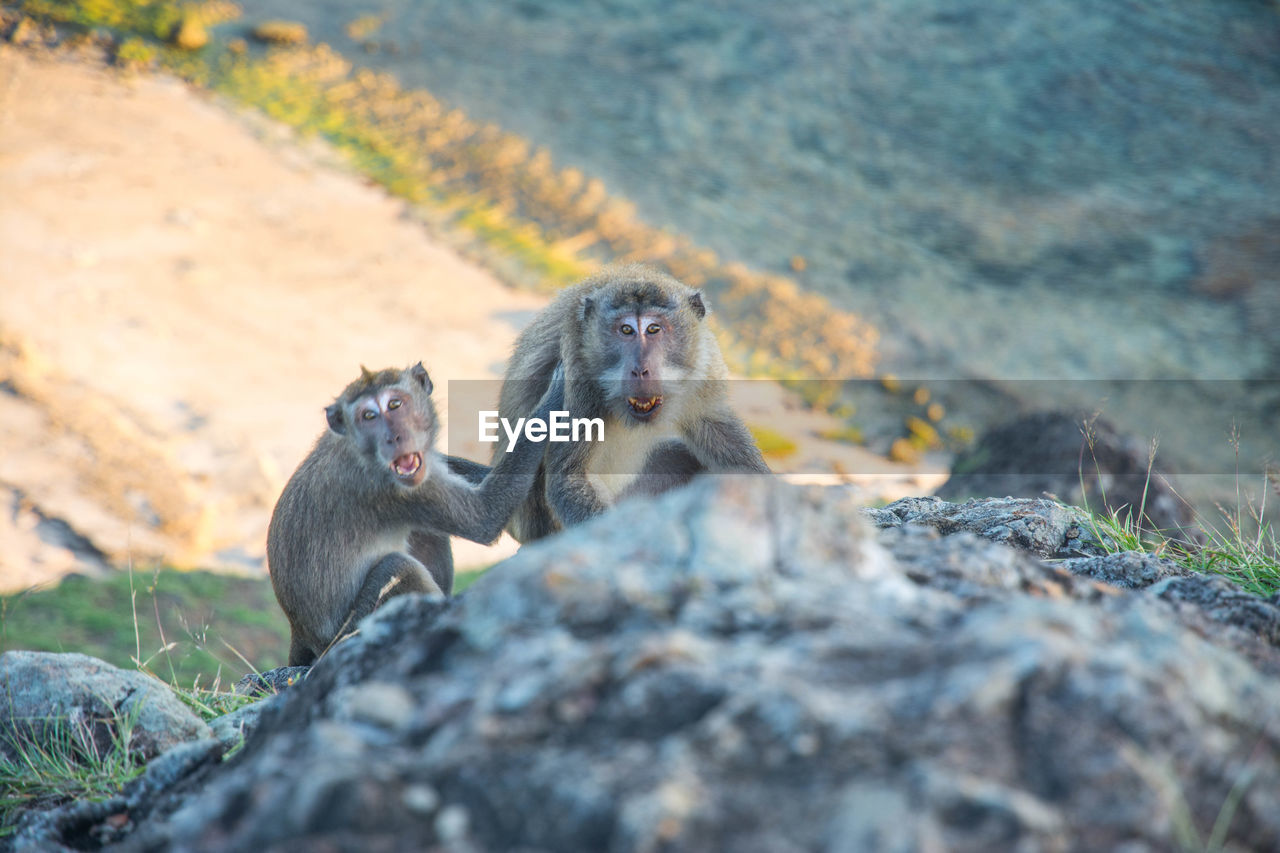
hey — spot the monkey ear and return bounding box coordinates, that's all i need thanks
[325,403,346,435]
[579,294,596,322]
[688,291,707,320]
[410,361,433,395]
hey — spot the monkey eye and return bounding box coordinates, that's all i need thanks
[646,323,661,335]
[620,324,635,336]
[362,410,377,421]
[387,398,402,410]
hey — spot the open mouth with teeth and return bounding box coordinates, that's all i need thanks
[392,452,424,484]
[627,396,662,418]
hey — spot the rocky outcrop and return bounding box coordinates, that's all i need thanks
[0,652,210,764]
[864,493,1103,558]
[9,480,1280,851]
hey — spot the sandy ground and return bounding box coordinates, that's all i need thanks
[0,48,941,593]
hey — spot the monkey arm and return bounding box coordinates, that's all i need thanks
[445,455,490,485]
[684,414,773,474]
[400,367,566,544]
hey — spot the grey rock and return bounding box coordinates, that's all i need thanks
[51,478,1279,852]
[1058,551,1191,590]
[873,522,1089,602]
[208,693,285,751]
[10,793,124,853]
[0,651,210,763]
[233,665,311,696]
[865,495,1104,558]
[1152,575,1280,647]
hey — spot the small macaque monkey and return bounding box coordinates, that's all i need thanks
[268,362,564,666]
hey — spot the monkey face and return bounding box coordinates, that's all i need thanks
[577,276,708,427]
[595,309,693,425]
[326,364,439,488]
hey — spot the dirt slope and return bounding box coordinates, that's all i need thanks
[0,47,552,588]
[0,47,936,593]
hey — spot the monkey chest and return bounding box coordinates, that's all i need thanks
[583,424,683,503]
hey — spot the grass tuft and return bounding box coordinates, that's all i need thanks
[1078,423,1280,596]
[0,701,146,837]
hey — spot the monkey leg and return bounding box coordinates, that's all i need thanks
[343,552,444,639]
[619,440,705,501]
[287,634,317,668]
[408,530,454,597]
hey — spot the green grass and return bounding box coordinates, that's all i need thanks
[453,565,489,594]
[0,569,290,692]
[1076,425,1280,596]
[1079,434,1280,596]
[1,564,490,699]
[0,700,146,837]
[1086,495,1280,597]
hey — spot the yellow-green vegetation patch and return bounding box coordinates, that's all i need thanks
[249,18,305,46]
[0,569,289,690]
[749,425,799,459]
[817,425,865,445]
[344,13,383,42]
[13,0,240,43]
[114,34,156,67]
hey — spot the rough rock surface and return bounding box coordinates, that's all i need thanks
[0,652,210,763]
[10,479,1275,852]
[207,693,287,752]
[233,666,311,697]
[863,494,1103,558]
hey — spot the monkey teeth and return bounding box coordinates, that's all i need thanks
[627,396,662,415]
[392,452,422,478]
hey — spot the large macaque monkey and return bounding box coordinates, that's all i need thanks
[268,362,564,666]
[488,264,769,541]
